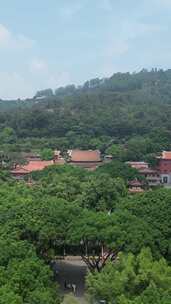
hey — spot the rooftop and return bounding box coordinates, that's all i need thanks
[127,161,149,170]
[69,150,101,162]
[128,179,143,187]
[11,160,54,174]
[160,151,171,160]
[129,187,144,193]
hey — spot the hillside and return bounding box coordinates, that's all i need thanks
[1,69,171,161]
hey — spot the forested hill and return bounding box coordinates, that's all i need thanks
[34,68,171,98]
[1,69,171,160]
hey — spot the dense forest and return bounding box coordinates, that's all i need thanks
[1,69,171,163]
[1,69,171,303]
[0,165,171,303]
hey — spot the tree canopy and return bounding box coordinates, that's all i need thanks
[86,248,171,304]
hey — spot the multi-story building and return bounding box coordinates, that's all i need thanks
[127,161,161,188]
[138,168,161,187]
[157,151,171,187]
[128,179,144,194]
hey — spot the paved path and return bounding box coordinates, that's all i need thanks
[52,259,88,297]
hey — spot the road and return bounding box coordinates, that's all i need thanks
[52,259,88,297]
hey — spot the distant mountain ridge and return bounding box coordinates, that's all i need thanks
[2,68,171,110]
[1,68,171,158]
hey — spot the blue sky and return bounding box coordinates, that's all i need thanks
[0,0,171,99]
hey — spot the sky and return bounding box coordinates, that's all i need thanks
[0,0,171,99]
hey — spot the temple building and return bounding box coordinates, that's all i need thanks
[128,179,144,194]
[11,150,65,179]
[157,151,171,186]
[67,149,102,170]
[127,161,161,188]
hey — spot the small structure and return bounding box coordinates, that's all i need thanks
[127,161,161,187]
[11,150,65,180]
[157,151,171,186]
[67,149,102,170]
[103,155,113,163]
[128,179,144,194]
[126,161,149,170]
[54,150,63,161]
[138,168,161,187]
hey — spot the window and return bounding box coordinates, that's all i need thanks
[163,176,168,184]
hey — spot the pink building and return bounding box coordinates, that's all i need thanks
[157,151,171,186]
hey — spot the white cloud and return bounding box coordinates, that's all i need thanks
[29,57,71,88]
[0,24,35,50]
[101,20,165,73]
[0,67,72,99]
[29,58,48,72]
[0,72,34,99]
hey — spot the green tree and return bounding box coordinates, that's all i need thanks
[35,88,53,98]
[80,174,127,211]
[40,148,54,160]
[86,248,171,304]
[0,286,23,304]
[96,160,142,183]
[0,127,16,144]
[106,144,126,160]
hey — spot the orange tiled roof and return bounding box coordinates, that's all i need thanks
[11,160,54,174]
[161,151,171,160]
[69,150,101,162]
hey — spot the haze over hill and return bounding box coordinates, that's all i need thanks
[0,69,171,164]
